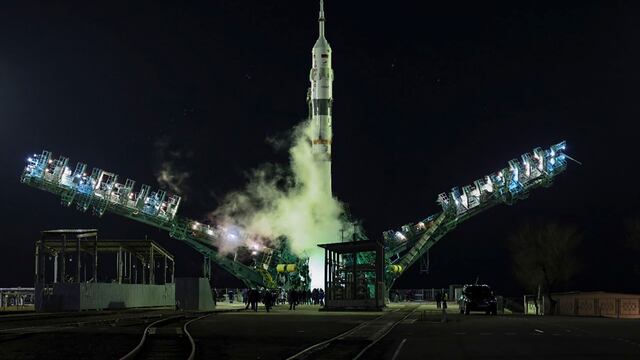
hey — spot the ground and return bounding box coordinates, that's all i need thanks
[0,302,639,359]
[368,305,640,360]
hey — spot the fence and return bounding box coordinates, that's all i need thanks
[525,291,640,318]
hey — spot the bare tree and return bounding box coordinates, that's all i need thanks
[624,215,640,276]
[625,215,640,251]
[509,221,582,315]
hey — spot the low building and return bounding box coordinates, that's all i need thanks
[35,229,176,311]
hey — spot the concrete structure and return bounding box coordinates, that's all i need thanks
[35,229,175,311]
[318,240,385,311]
[175,277,215,311]
[525,291,640,318]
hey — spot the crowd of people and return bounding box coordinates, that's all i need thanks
[219,288,326,312]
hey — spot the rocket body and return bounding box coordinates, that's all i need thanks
[309,0,333,196]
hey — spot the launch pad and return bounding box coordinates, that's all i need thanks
[21,140,570,302]
[18,1,574,304]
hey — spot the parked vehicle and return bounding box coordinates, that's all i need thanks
[458,284,497,315]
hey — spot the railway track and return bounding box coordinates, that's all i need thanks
[0,310,170,344]
[0,309,168,329]
[120,313,211,360]
[286,305,419,360]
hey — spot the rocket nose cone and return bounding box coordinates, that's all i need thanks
[313,37,331,50]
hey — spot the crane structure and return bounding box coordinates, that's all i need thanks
[382,141,570,290]
[21,141,571,294]
[20,151,308,290]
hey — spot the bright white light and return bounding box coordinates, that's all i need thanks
[394,231,406,241]
[206,228,214,236]
[460,194,468,207]
[550,158,555,165]
[251,251,258,256]
[227,233,238,241]
[27,157,32,162]
[309,250,325,289]
[191,222,200,230]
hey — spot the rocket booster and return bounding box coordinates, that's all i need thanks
[309,0,333,195]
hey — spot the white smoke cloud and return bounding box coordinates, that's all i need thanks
[210,120,360,288]
[157,161,191,195]
[155,137,191,198]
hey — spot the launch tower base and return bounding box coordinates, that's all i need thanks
[318,240,385,311]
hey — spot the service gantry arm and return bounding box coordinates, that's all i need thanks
[20,151,275,288]
[383,141,571,289]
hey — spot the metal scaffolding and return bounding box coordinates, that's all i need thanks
[319,240,385,310]
[21,154,306,290]
[21,141,572,293]
[36,229,175,285]
[383,141,572,290]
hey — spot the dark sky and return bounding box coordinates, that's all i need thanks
[1,1,638,294]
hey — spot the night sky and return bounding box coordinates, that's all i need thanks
[1,1,638,295]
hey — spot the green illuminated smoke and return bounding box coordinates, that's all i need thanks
[211,120,358,288]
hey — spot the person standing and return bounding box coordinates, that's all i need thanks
[245,289,253,310]
[288,289,298,310]
[435,291,442,309]
[441,291,448,323]
[252,289,260,312]
[263,291,273,312]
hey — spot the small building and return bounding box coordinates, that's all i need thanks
[35,229,176,311]
[0,287,34,309]
[318,240,385,311]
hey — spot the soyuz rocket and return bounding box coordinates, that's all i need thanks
[308,0,333,197]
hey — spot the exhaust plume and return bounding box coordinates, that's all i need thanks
[211,120,360,288]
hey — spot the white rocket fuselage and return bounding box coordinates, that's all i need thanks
[309,1,333,196]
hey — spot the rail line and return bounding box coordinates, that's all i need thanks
[0,310,168,335]
[352,307,418,359]
[120,312,211,360]
[286,305,419,360]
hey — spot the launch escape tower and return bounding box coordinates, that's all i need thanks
[20,2,574,295]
